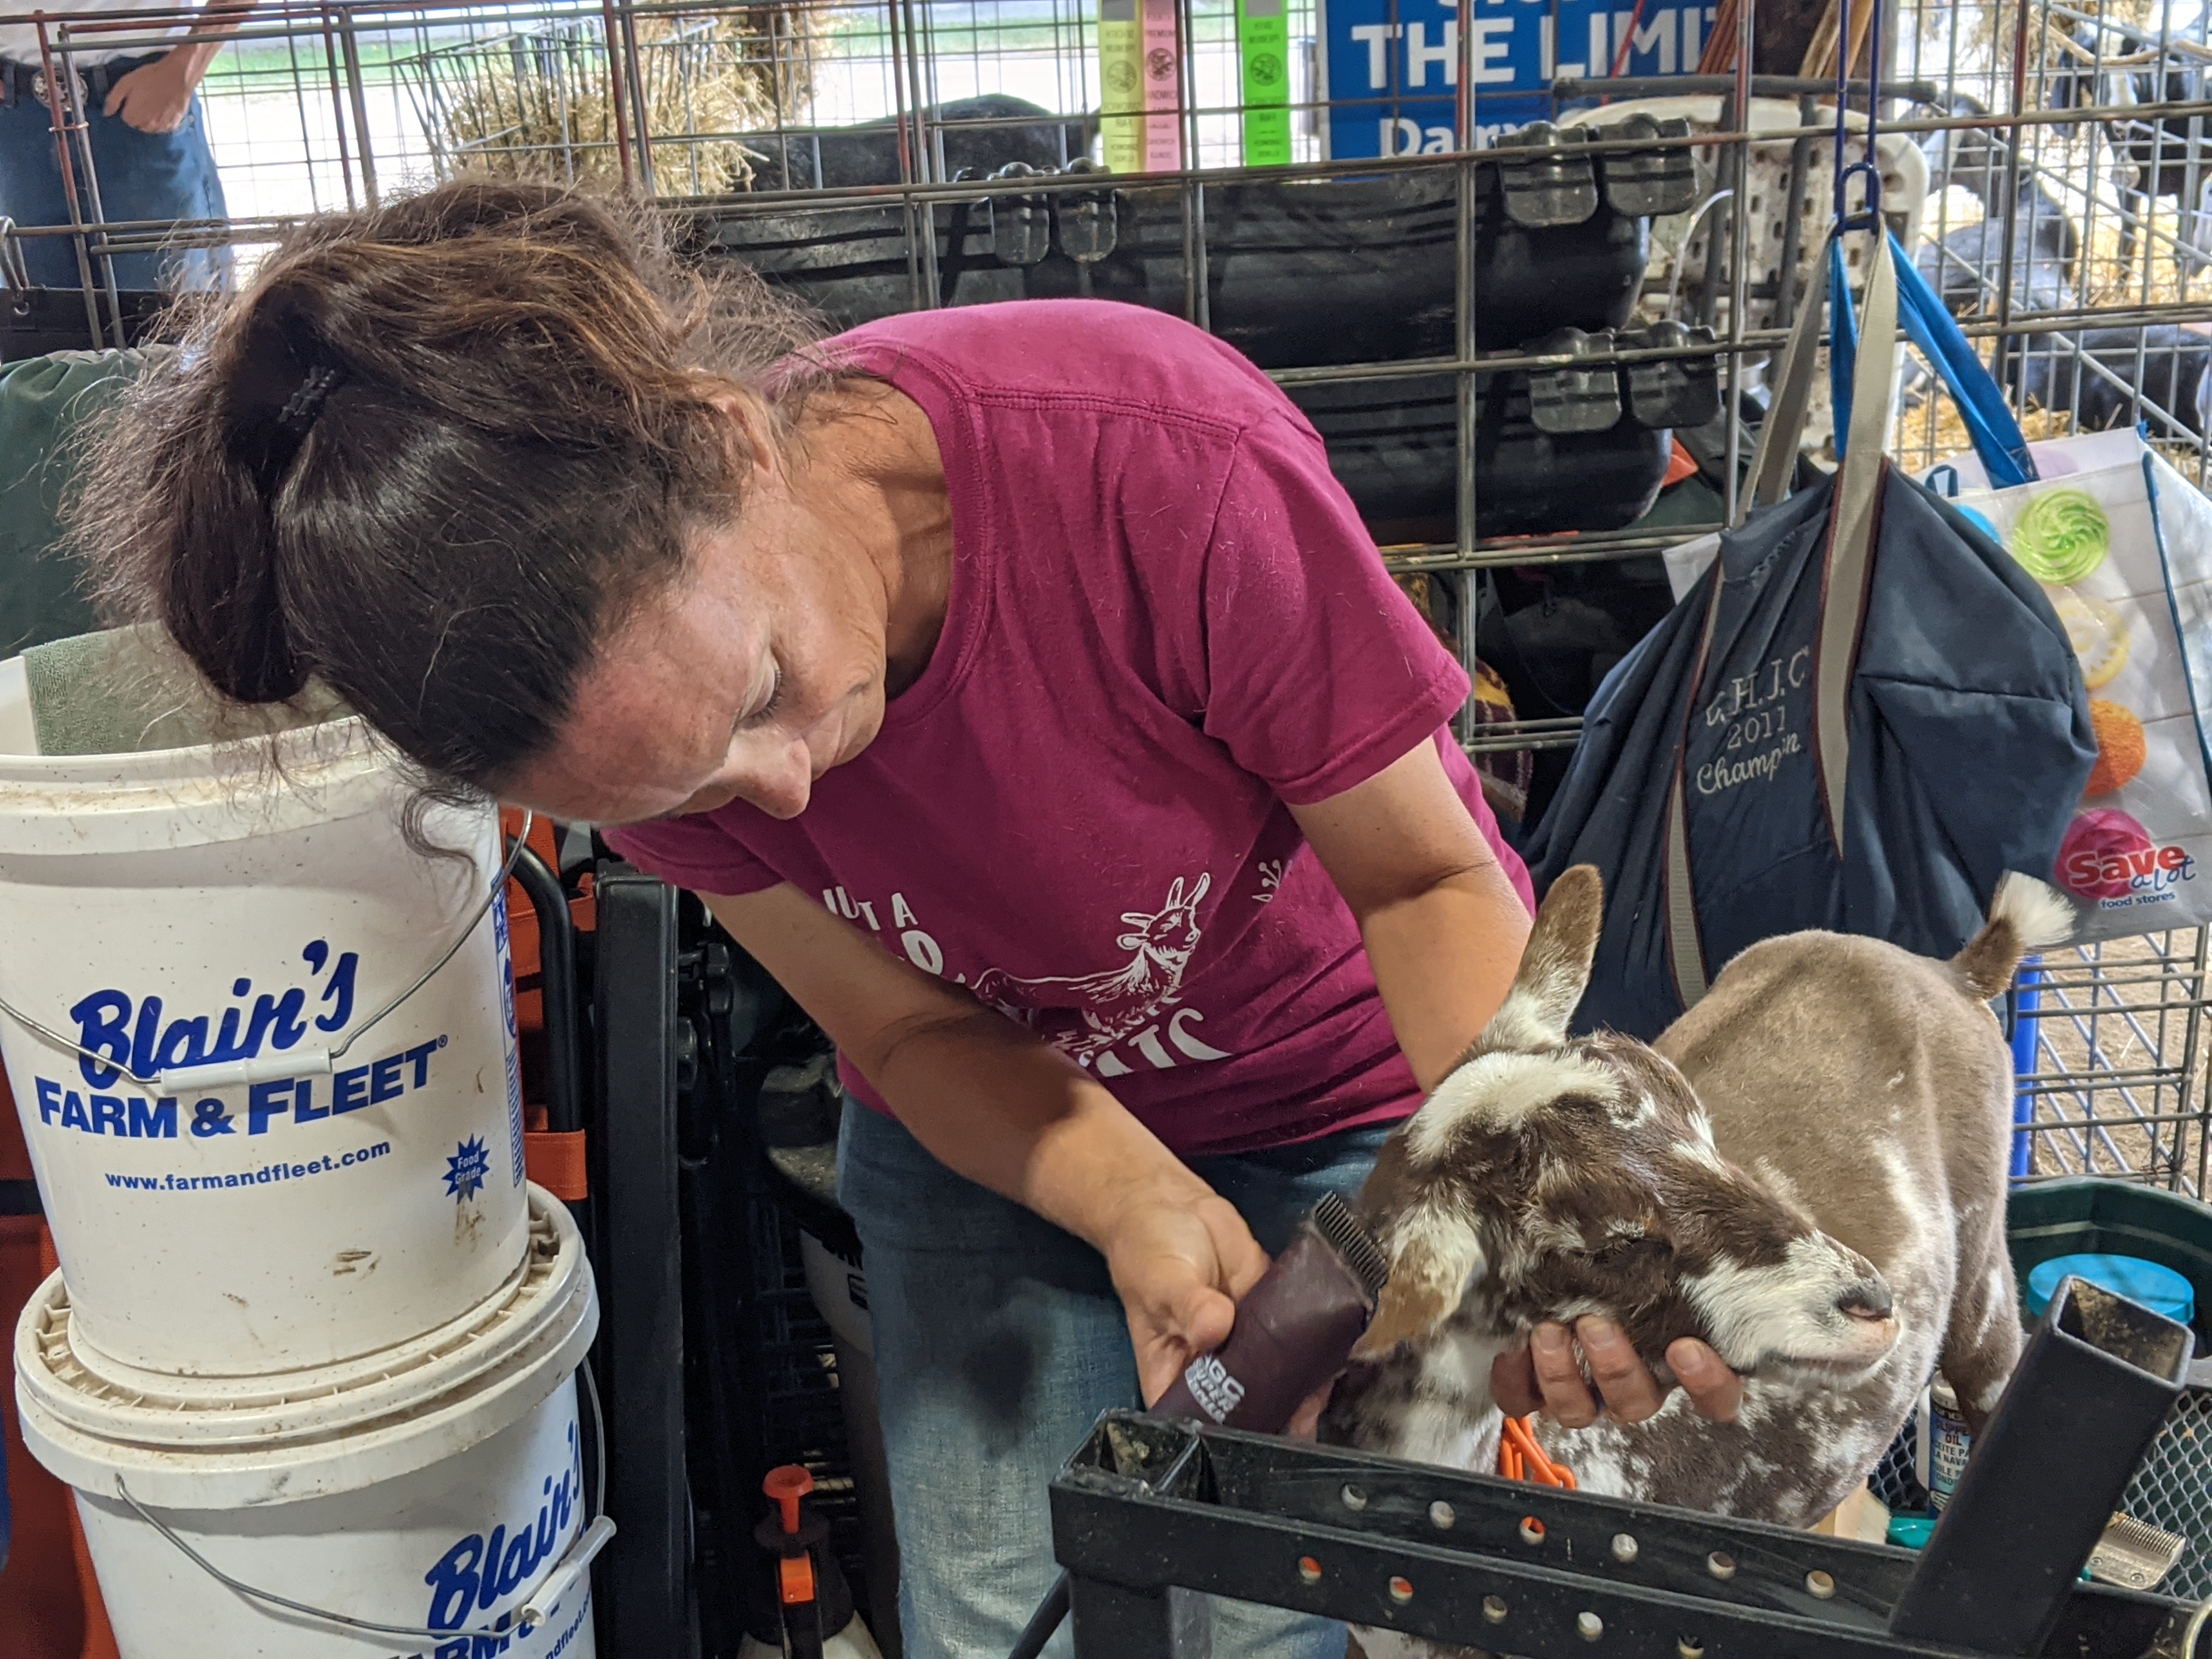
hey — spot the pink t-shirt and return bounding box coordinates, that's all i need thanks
[605,300,1533,1157]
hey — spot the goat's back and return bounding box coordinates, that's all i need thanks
[1654,928,2013,1285]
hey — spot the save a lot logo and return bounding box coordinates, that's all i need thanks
[30,939,451,1148]
[2058,809,2197,910]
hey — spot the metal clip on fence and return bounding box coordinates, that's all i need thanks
[0,216,29,292]
[1832,0,1886,230]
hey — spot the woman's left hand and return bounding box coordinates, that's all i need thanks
[1106,1188,1271,1409]
[1492,1318,1743,1426]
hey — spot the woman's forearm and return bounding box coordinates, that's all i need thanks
[855,1003,1215,1252]
[702,883,1263,1402]
[1358,860,1532,1091]
[1288,742,1534,1092]
[702,884,1212,1252]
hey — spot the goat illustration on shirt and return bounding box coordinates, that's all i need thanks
[972,873,1215,1066]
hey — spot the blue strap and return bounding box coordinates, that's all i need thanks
[1827,237,1859,450]
[1825,232,2037,486]
[1890,230,2036,485]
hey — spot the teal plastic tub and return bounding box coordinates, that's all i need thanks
[2009,1179,2212,1343]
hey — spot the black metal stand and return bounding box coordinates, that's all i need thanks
[590,864,689,1654]
[510,842,588,1240]
[1048,1412,2194,1658]
[1891,1277,2194,1654]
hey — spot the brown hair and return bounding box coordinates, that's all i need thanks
[77,179,835,794]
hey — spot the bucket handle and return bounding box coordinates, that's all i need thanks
[0,811,535,1093]
[112,1352,611,1649]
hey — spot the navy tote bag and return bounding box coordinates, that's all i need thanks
[1523,227,2097,1039]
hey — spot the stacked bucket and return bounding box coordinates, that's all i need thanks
[0,649,605,1658]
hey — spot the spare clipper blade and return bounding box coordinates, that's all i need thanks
[2086,1511,2186,1590]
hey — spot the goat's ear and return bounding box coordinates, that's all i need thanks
[1352,1209,1486,1359]
[1474,864,1604,1054]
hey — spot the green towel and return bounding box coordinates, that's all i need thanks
[0,347,171,658]
[23,624,349,757]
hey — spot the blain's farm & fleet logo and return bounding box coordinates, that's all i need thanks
[73,937,359,1084]
[403,1424,591,1659]
[29,940,449,1147]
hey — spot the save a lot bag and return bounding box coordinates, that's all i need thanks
[1925,415,2212,938]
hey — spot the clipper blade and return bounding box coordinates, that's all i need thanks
[1312,1190,1390,1300]
[2086,1512,2186,1590]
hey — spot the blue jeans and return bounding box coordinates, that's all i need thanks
[0,59,230,290]
[839,1099,1393,1659]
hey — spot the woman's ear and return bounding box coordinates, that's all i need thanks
[705,385,782,482]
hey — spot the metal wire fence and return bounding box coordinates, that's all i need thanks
[2018,932,2212,1194]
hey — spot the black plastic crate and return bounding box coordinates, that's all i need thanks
[693,115,1697,369]
[1289,322,1719,535]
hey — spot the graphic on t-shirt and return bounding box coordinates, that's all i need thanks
[972,873,1224,1069]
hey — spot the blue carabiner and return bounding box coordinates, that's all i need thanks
[1837,156,1884,228]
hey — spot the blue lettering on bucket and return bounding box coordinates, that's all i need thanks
[410,1420,585,1652]
[444,1137,491,1202]
[31,1037,442,1141]
[35,1076,179,1138]
[67,940,360,1088]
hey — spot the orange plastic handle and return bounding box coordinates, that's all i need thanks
[1500,1416,1576,1490]
[780,1553,817,1606]
[764,1465,815,1535]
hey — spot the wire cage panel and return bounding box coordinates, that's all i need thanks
[13,1,2212,1623]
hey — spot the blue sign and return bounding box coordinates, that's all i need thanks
[1320,0,1720,157]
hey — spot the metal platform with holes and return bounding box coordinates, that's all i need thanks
[1048,1412,2193,1658]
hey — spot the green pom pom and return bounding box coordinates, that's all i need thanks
[2008,488,2112,584]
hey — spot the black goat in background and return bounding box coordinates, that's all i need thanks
[2045,4,2212,264]
[1914,221,2212,437]
[1911,85,2212,437]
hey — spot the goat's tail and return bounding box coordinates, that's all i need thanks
[1950,873,2076,1002]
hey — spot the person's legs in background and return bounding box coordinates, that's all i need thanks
[0,58,229,291]
[0,78,74,286]
[84,75,232,291]
[840,1098,1389,1659]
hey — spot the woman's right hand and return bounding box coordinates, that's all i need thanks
[701,887,1289,1412]
[1104,1186,1272,1410]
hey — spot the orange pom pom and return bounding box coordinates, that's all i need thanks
[2086,699,2147,797]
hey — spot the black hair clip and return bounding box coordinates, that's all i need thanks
[275,363,344,438]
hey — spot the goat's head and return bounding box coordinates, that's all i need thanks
[1349,866,1899,1386]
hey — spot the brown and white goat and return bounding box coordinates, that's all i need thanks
[1326,864,2070,1652]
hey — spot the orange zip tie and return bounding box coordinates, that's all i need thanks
[1499,1416,1577,1490]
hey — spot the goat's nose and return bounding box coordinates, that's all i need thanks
[1838,1280,1894,1323]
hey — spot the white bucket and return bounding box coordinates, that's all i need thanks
[0,663,531,1375]
[16,1185,603,1658]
